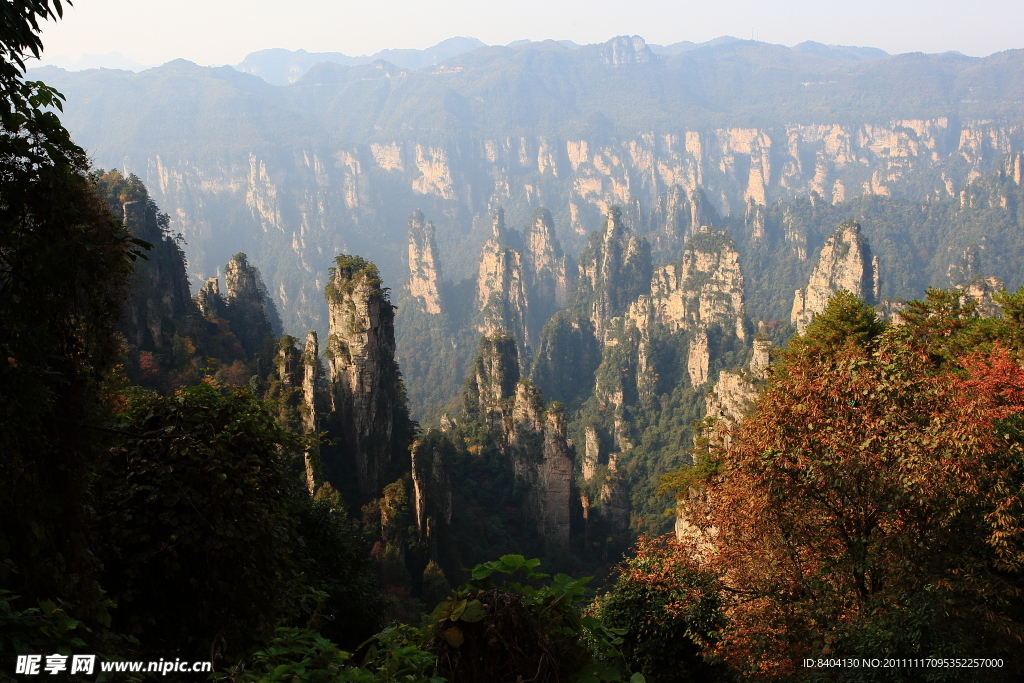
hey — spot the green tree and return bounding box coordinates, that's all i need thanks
[595,536,726,683]
[300,488,386,650]
[788,290,886,359]
[0,1,69,97]
[0,0,144,629]
[95,384,314,659]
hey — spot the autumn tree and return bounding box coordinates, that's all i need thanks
[671,293,1024,681]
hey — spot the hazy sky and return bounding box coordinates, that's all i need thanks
[37,0,1024,66]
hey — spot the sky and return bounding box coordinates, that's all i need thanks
[35,0,1024,68]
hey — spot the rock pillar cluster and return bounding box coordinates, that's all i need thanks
[461,331,575,557]
[575,206,652,340]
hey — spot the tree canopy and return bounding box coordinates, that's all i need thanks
[661,292,1024,680]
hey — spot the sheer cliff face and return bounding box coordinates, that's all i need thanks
[539,409,573,556]
[411,434,453,559]
[791,220,880,333]
[325,255,403,500]
[476,210,531,353]
[407,209,443,314]
[575,207,653,338]
[50,44,1024,336]
[507,377,574,557]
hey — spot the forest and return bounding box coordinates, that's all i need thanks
[3,2,1024,683]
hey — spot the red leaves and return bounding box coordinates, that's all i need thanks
[958,344,1024,421]
[667,335,1024,679]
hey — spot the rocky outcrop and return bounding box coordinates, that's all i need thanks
[599,452,630,531]
[121,199,194,350]
[538,409,573,557]
[601,35,654,66]
[687,328,710,387]
[476,209,531,354]
[650,186,720,260]
[523,207,572,313]
[582,426,599,481]
[460,332,575,556]
[574,206,652,339]
[274,331,322,493]
[301,331,321,493]
[276,336,303,388]
[325,255,404,501]
[508,386,574,557]
[225,253,282,356]
[529,311,603,410]
[626,226,747,387]
[791,221,880,333]
[302,331,320,433]
[195,277,225,319]
[751,338,772,378]
[702,335,771,448]
[407,209,444,314]
[707,368,759,426]
[646,225,746,337]
[957,276,1004,318]
[462,332,522,429]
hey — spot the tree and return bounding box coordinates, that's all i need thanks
[300,487,387,650]
[0,1,69,98]
[595,535,726,683]
[787,290,885,359]
[95,383,314,660]
[673,292,1024,680]
[0,0,143,625]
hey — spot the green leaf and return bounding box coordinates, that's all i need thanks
[459,600,486,622]
[442,626,464,648]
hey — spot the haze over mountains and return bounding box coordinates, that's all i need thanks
[39,33,890,79]
[28,34,1024,386]
[29,28,1024,542]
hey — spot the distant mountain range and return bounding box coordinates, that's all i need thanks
[26,34,1024,351]
[36,35,891,83]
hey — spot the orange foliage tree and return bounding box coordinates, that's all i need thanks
[665,291,1024,681]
